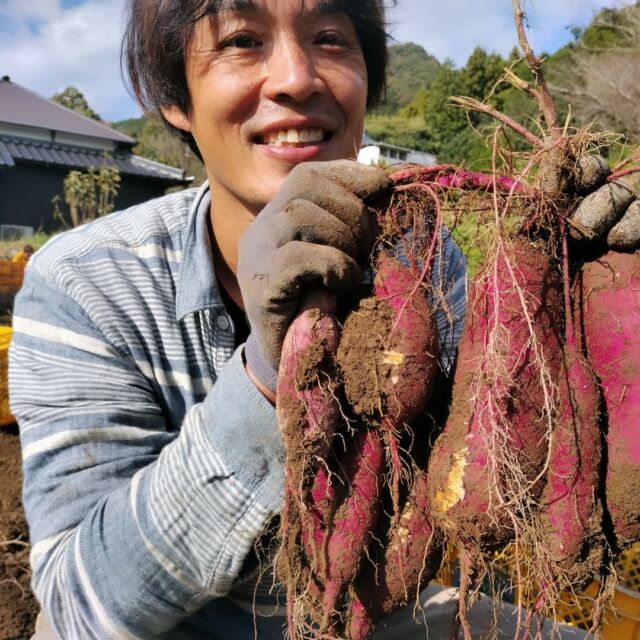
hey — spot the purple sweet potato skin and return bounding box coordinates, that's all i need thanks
[276,296,343,627]
[539,347,603,577]
[347,468,444,640]
[319,428,384,623]
[277,301,341,469]
[581,251,640,547]
[427,238,563,549]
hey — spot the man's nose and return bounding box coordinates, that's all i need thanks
[263,37,324,102]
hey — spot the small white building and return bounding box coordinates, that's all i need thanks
[358,132,436,167]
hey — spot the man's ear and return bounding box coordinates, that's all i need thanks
[161,105,192,133]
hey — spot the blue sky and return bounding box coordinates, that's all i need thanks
[0,0,632,122]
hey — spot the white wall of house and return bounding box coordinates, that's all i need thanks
[358,143,436,167]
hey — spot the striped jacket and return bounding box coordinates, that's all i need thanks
[9,182,466,639]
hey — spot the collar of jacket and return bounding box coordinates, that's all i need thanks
[175,181,228,321]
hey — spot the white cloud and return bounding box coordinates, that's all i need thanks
[1,0,61,24]
[0,0,140,122]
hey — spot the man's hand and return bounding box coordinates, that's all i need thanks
[238,160,391,393]
[570,155,640,249]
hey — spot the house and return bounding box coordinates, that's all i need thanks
[358,132,436,167]
[0,76,192,236]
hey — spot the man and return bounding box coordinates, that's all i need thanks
[9,1,635,638]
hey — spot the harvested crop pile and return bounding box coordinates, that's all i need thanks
[273,2,640,638]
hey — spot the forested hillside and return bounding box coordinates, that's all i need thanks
[107,2,639,174]
[367,2,639,167]
[115,117,207,184]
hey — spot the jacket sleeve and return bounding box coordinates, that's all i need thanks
[10,268,284,639]
[432,228,467,372]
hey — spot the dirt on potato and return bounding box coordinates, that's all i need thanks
[337,298,395,419]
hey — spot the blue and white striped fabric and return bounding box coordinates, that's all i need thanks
[9,181,466,639]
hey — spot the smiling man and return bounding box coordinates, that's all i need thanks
[8,1,594,639]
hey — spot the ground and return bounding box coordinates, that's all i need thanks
[0,425,38,639]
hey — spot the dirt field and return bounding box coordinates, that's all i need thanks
[0,425,38,640]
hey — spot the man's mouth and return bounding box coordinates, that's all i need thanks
[255,128,331,147]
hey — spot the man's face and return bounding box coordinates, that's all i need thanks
[163,0,368,214]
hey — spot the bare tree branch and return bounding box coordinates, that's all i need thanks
[511,0,560,136]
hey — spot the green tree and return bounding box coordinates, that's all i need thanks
[421,62,468,159]
[53,162,121,228]
[364,112,432,152]
[52,86,102,121]
[400,88,429,119]
[462,47,507,104]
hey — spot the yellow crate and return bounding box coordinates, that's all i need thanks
[0,259,24,291]
[0,325,14,426]
[557,544,640,639]
[439,543,640,639]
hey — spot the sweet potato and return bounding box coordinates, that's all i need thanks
[337,253,439,426]
[537,348,603,583]
[346,466,444,640]
[538,231,604,583]
[427,238,564,550]
[276,294,342,637]
[317,428,384,631]
[277,293,341,473]
[337,252,439,520]
[581,251,640,548]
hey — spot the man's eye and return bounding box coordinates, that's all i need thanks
[221,34,261,49]
[315,31,350,48]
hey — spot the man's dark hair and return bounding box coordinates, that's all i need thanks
[122,0,393,157]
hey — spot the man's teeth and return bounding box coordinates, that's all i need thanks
[266,129,325,146]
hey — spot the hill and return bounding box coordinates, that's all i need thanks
[369,2,640,165]
[113,117,207,185]
[379,43,441,112]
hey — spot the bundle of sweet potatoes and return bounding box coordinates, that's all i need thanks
[273,3,640,638]
[275,178,444,638]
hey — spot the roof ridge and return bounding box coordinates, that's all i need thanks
[0,79,136,145]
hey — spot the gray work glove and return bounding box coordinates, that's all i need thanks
[238,160,392,392]
[569,155,640,249]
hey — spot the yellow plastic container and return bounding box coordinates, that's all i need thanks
[557,544,640,639]
[0,325,14,426]
[438,543,640,639]
[0,259,24,294]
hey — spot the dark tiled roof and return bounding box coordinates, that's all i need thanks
[0,78,135,145]
[0,135,190,184]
